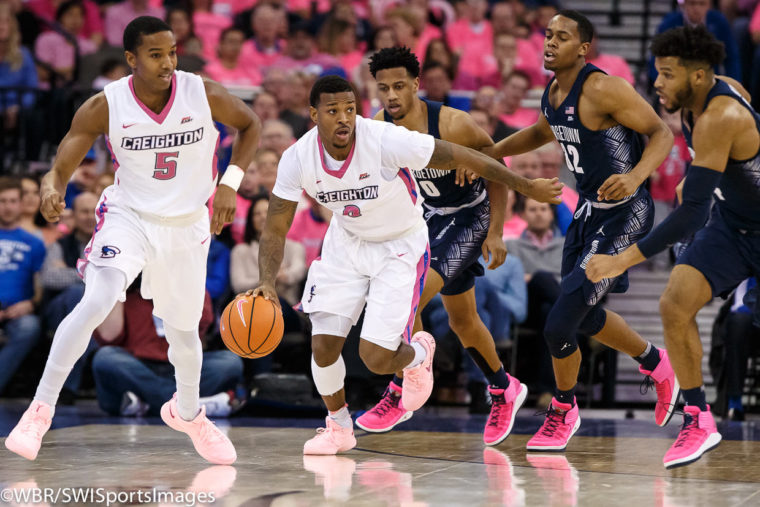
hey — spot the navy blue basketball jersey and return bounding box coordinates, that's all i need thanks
[384,98,486,208]
[682,79,760,231]
[541,63,644,203]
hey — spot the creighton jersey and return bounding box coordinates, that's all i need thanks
[541,63,644,204]
[682,79,760,231]
[273,116,435,242]
[104,70,219,216]
[384,98,486,209]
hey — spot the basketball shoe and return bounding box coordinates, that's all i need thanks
[160,394,237,465]
[401,331,436,411]
[304,417,357,455]
[639,349,680,426]
[663,405,721,469]
[355,381,413,432]
[5,400,52,460]
[526,398,580,451]
[483,375,528,446]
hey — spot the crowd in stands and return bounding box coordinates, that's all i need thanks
[1,0,759,416]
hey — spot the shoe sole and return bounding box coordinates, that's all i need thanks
[160,403,237,465]
[355,411,413,433]
[5,437,39,461]
[657,377,681,427]
[526,414,582,451]
[663,432,722,469]
[484,383,528,446]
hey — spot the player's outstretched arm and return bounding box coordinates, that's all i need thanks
[591,75,674,201]
[40,93,108,222]
[481,114,555,160]
[428,138,563,204]
[250,195,298,306]
[205,78,262,234]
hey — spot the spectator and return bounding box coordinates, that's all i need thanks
[260,119,295,157]
[254,147,280,194]
[535,142,578,233]
[0,3,38,132]
[262,67,310,138]
[502,188,526,239]
[0,177,45,396]
[34,0,98,87]
[287,196,331,268]
[18,176,43,241]
[586,36,635,86]
[498,70,537,129]
[421,60,470,111]
[482,32,543,88]
[91,58,129,90]
[26,0,103,47]
[227,160,261,245]
[91,172,114,197]
[446,0,493,84]
[370,25,397,52]
[104,0,165,48]
[251,90,280,123]
[385,6,428,59]
[270,20,341,76]
[240,3,287,70]
[650,0,740,82]
[64,148,98,209]
[230,194,306,305]
[206,238,231,309]
[39,191,98,403]
[204,27,263,86]
[189,0,231,62]
[424,36,478,90]
[166,7,203,58]
[318,17,364,78]
[92,283,242,417]
[472,85,515,141]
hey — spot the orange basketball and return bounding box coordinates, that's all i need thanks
[220,295,284,358]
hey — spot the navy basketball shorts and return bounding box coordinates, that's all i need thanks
[425,199,490,296]
[561,191,654,306]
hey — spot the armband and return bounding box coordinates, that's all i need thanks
[219,164,245,191]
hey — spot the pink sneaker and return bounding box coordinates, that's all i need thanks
[639,349,680,426]
[303,417,357,455]
[526,398,580,451]
[5,400,53,460]
[401,331,436,411]
[160,394,237,465]
[356,382,413,432]
[663,405,722,469]
[484,375,528,446]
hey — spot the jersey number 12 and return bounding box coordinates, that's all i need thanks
[560,143,584,174]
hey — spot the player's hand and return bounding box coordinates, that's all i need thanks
[211,184,237,235]
[597,173,640,201]
[3,300,34,319]
[585,254,625,283]
[246,283,280,308]
[455,167,478,186]
[40,187,66,223]
[482,231,507,270]
[528,177,563,204]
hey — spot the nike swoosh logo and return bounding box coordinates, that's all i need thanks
[122,123,137,129]
[397,252,406,257]
[201,236,210,245]
[236,299,247,327]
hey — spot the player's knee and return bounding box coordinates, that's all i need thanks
[358,340,393,374]
[543,316,578,358]
[578,306,607,337]
[659,290,692,324]
[448,311,480,339]
[311,336,343,366]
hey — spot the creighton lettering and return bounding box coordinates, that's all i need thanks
[550,125,581,144]
[316,185,380,203]
[121,127,204,150]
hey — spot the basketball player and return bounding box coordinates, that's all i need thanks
[587,25,760,468]
[485,10,679,451]
[251,75,562,455]
[4,16,261,464]
[358,47,547,446]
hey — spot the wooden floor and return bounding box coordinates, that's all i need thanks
[2,406,760,506]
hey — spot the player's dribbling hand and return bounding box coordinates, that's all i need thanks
[482,232,507,270]
[455,167,478,186]
[211,184,237,235]
[247,283,280,308]
[597,173,640,201]
[585,254,625,283]
[529,177,563,204]
[40,188,66,222]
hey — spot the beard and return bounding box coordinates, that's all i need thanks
[665,81,694,113]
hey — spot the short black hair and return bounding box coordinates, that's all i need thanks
[309,75,354,107]
[123,16,172,53]
[422,61,454,82]
[651,25,726,69]
[556,10,594,44]
[369,46,420,79]
[55,0,84,22]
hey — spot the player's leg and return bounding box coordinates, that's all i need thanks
[412,269,446,334]
[442,288,527,445]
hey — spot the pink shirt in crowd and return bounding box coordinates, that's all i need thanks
[503,214,527,240]
[270,53,342,75]
[446,19,493,81]
[105,2,165,47]
[35,31,96,87]
[204,60,263,86]
[500,108,539,129]
[193,11,233,61]
[286,208,330,267]
[480,38,545,89]
[561,186,579,213]
[240,39,286,70]
[416,24,443,65]
[650,134,689,203]
[27,0,103,40]
[588,54,634,85]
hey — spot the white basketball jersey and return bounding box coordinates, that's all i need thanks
[273,116,435,242]
[104,71,219,216]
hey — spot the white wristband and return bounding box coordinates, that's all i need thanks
[219,164,245,191]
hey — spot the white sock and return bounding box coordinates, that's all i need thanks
[329,406,352,428]
[165,324,203,421]
[638,342,653,359]
[404,341,426,369]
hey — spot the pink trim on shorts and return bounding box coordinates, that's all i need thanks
[105,136,120,172]
[212,131,221,181]
[403,243,430,343]
[317,134,355,179]
[128,73,177,125]
[76,195,109,279]
[397,167,418,204]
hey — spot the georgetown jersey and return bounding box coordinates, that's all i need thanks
[682,79,760,231]
[384,98,486,210]
[273,116,434,242]
[541,64,644,204]
[104,71,219,216]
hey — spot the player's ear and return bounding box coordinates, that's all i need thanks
[413,76,420,93]
[124,50,137,71]
[309,106,318,124]
[578,41,590,58]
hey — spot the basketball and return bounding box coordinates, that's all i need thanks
[220,294,284,358]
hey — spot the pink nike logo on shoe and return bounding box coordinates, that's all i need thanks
[122,123,137,129]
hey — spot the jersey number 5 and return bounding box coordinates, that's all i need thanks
[560,143,584,174]
[154,152,179,180]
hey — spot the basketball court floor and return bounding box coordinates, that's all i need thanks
[1,401,759,506]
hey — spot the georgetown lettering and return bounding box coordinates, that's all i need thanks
[412,167,448,179]
[550,125,581,144]
[317,186,379,203]
[121,127,204,150]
